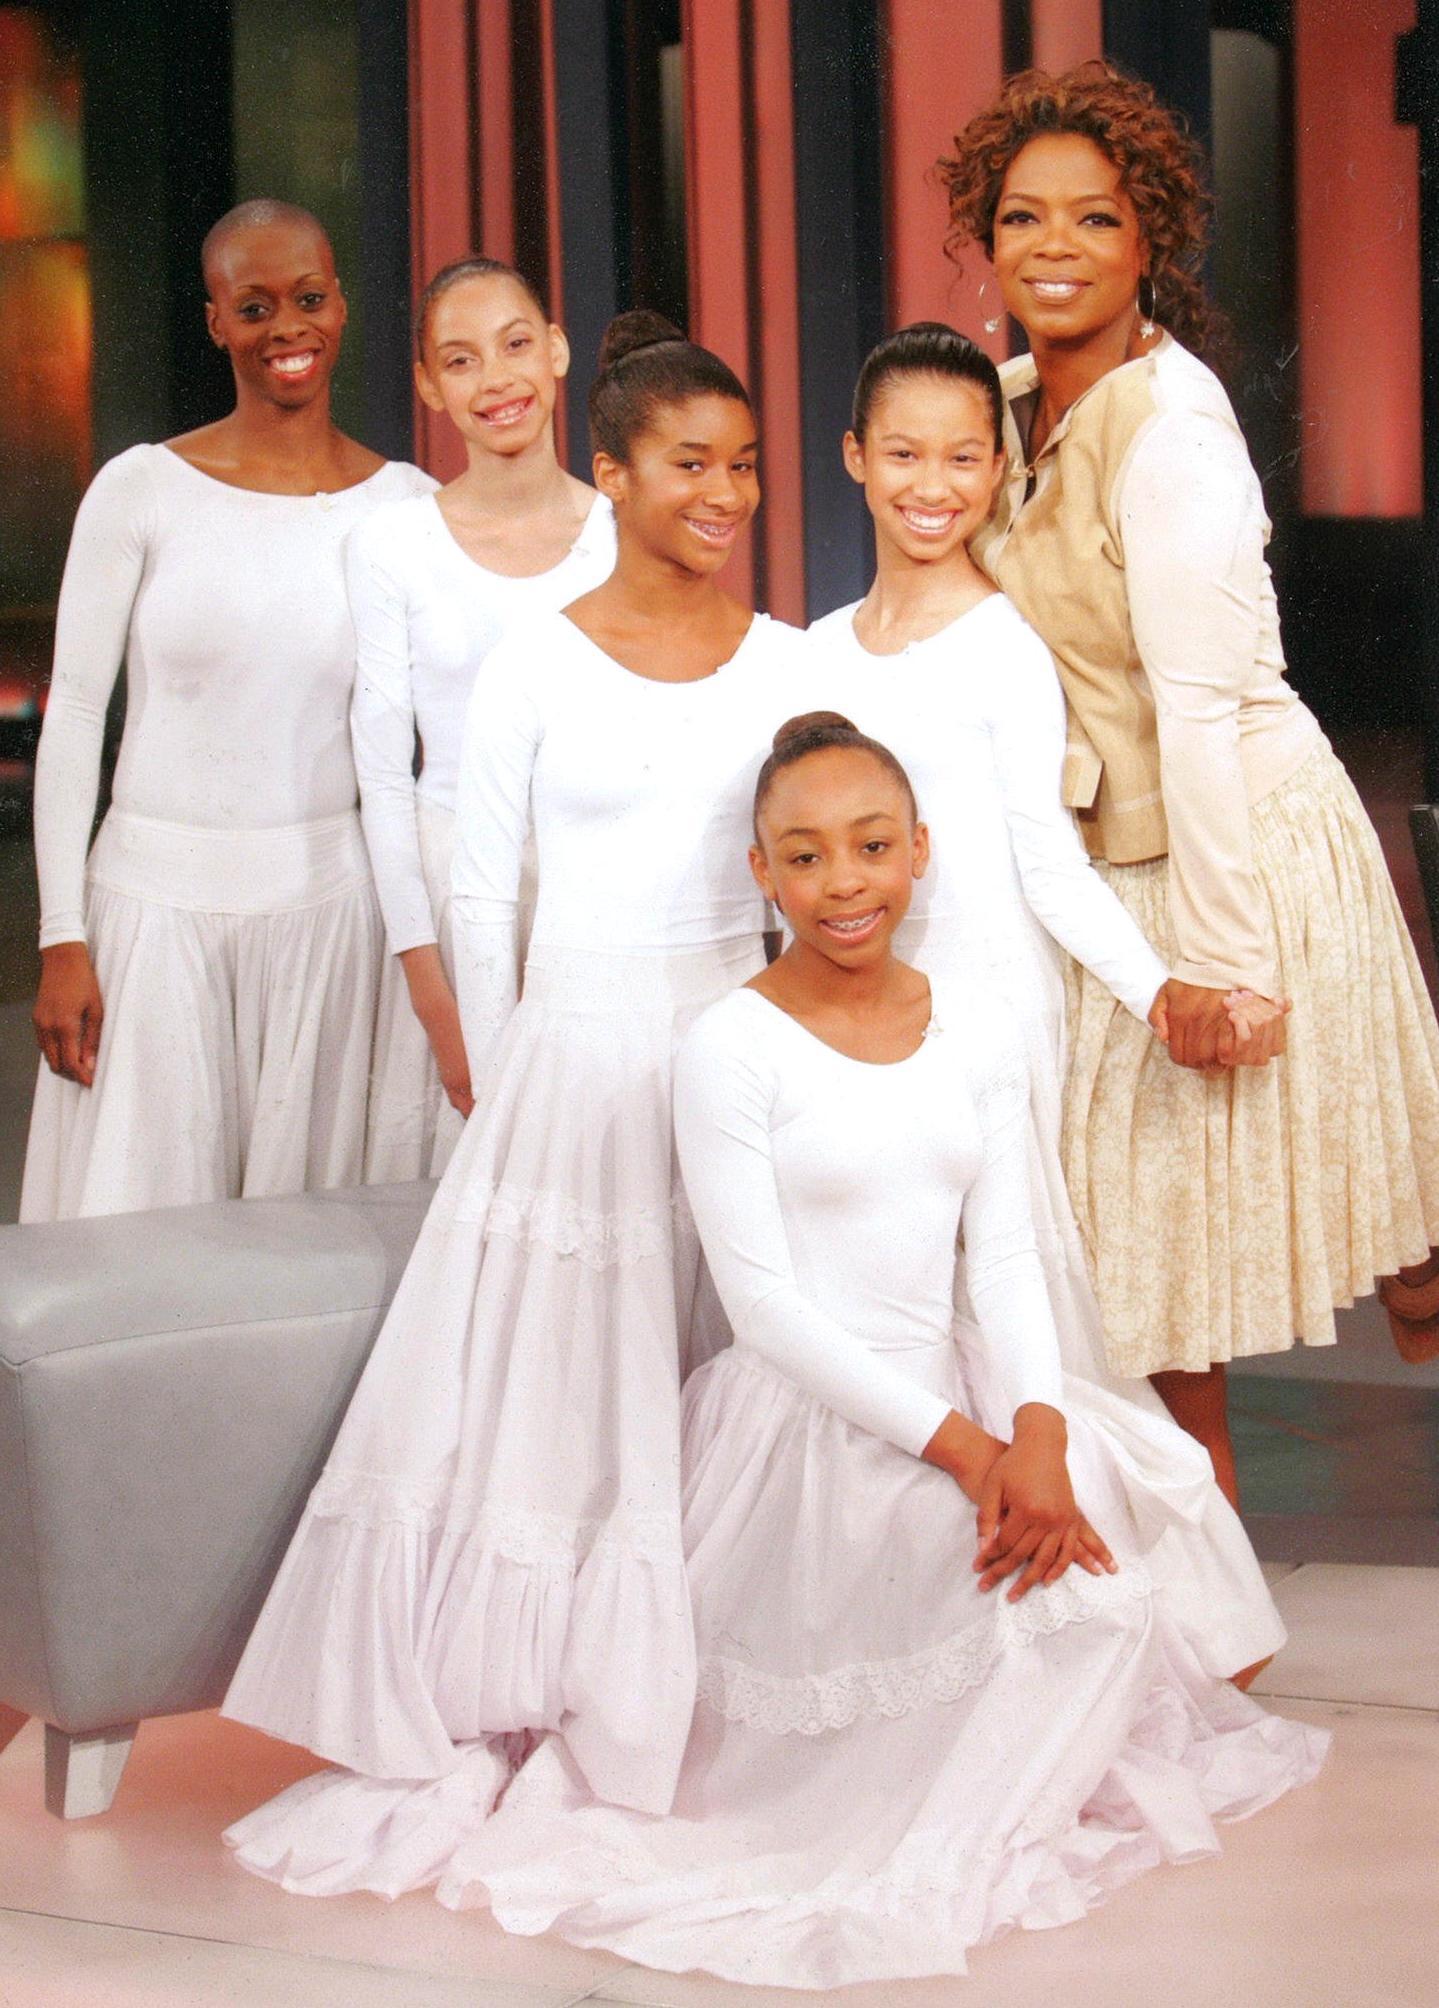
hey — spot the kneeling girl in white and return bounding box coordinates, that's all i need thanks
[425,714,1326,1990]
[354,257,615,1178]
[222,312,803,1882]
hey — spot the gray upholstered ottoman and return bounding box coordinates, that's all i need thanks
[0,1179,432,1816]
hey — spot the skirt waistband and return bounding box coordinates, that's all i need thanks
[521,936,765,1013]
[89,808,372,914]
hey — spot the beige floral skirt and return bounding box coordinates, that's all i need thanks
[1063,740,1439,1376]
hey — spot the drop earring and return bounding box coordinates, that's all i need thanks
[978,278,1003,337]
[1137,273,1158,340]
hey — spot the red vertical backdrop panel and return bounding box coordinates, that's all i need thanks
[748,0,805,627]
[535,0,568,468]
[681,0,755,606]
[1294,0,1422,516]
[476,0,516,266]
[882,0,1004,349]
[409,0,476,478]
[1030,0,1102,74]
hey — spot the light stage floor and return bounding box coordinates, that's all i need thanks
[0,1559,1435,2007]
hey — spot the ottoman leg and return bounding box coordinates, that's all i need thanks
[0,1703,27,1755]
[44,1722,138,1819]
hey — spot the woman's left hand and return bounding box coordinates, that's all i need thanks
[1220,989,1291,1067]
[973,1405,1117,1600]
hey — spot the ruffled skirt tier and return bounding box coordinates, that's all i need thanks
[1063,740,1439,1374]
[21,808,383,1220]
[223,937,763,1817]
[896,911,1286,1676]
[229,1348,1326,1988]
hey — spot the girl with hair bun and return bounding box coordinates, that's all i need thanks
[355,257,615,1179]
[401,714,1323,1989]
[806,321,1285,1678]
[942,64,1439,1476]
[224,310,804,1891]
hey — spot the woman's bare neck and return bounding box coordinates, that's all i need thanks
[167,399,383,494]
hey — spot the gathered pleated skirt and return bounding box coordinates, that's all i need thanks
[236,1347,1325,1990]
[21,807,383,1221]
[897,911,1285,1679]
[362,799,466,1183]
[223,935,764,1829]
[1063,739,1439,1376]
[364,799,542,1183]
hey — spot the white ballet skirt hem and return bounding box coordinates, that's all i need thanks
[21,808,382,1220]
[225,1339,1325,1988]
[222,938,762,1811]
[225,1638,1326,1988]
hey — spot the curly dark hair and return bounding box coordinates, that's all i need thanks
[937,62,1225,363]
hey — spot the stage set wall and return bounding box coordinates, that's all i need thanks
[2,0,1431,745]
[401,0,1427,735]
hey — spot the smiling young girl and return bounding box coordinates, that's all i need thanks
[356,259,615,1178]
[23,200,432,1220]
[415,715,1324,1989]
[223,311,803,1890]
[804,324,1283,1677]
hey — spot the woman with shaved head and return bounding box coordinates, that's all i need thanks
[22,200,434,1218]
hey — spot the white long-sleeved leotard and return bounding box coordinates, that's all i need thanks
[673,979,1064,1454]
[34,444,435,947]
[451,608,804,1071]
[804,593,1167,1025]
[348,491,615,954]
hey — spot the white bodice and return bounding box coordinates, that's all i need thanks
[673,978,1065,1456]
[803,594,1166,1022]
[34,444,434,946]
[348,490,616,952]
[451,609,805,1066]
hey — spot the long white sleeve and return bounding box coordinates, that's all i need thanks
[987,620,1168,1021]
[450,656,542,1074]
[1121,410,1278,996]
[957,1017,1066,1426]
[673,1018,953,1457]
[348,519,436,955]
[33,452,157,947]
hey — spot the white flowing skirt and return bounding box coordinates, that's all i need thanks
[21,808,382,1221]
[365,799,543,1183]
[363,799,466,1183]
[224,936,764,1820]
[228,1346,1326,1989]
[895,908,1286,1679]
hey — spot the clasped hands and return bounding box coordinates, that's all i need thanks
[1148,977,1291,1072]
[922,1403,1116,1602]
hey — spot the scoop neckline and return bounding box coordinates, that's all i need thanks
[841,590,1004,660]
[562,609,763,688]
[737,978,939,1069]
[156,443,394,501]
[428,489,608,583]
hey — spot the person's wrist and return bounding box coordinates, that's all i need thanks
[40,939,90,965]
[1011,1402,1066,1447]
[921,1410,994,1490]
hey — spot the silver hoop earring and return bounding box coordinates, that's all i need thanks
[1137,274,1158,340]
[977,277,1003,337]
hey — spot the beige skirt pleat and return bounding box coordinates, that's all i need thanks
[1062,741,1439,1375]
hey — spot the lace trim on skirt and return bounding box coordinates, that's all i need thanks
[430,1176,696,1269]
[308,1472,682,1564]
[696,1566,1151,1736]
